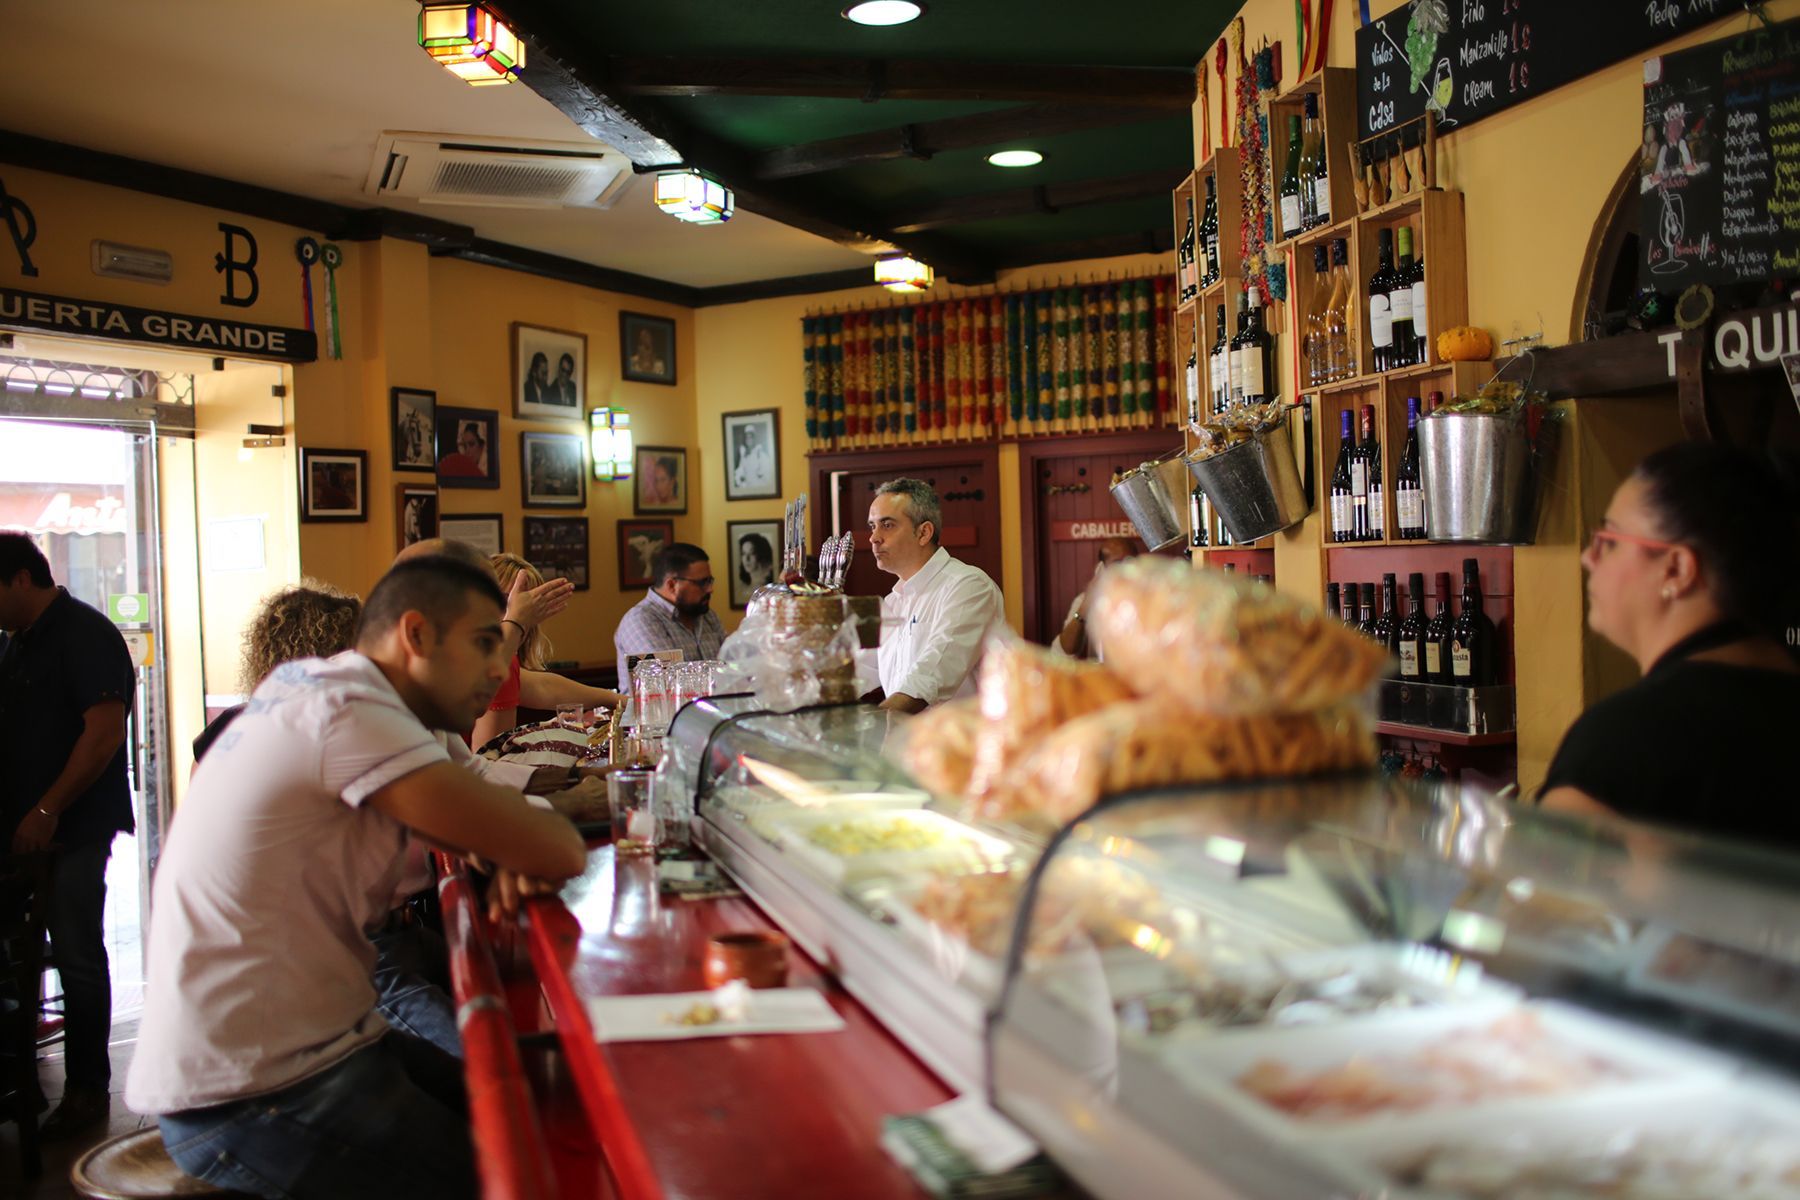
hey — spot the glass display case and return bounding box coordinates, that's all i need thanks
[670,701,1800,1200]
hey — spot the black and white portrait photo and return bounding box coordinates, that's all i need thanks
[512,323,586,421]
[390,387,436,471]
[395,484,438,550]
[721,408,780,501]
[727,519,781,609]
[520,431,587,508]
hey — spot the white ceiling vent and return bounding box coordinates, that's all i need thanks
[366,132,630,210]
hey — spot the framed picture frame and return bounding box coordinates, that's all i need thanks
[435,406,500,490]
[298,447,368,523]
[726,519,782,610]
[520,430,587,508]
[438,513,504,557]
[512,322,587,421]
[721,408,782,501]
[523,515,590,591]
[619,311,677,385]
[617,519,674,590]
[390,387,437,472]
[633,445,687,515]
[395,483,439,551]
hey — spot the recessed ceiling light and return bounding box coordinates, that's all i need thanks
[842,1,924,27]
[987,149,1044,168]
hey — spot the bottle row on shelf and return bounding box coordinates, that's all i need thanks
[1327,560,1499,690]
[1276,92,1335,242]
[1177,172,1224,302]
[1184,288,1278,427]
[1327,394,1436,543]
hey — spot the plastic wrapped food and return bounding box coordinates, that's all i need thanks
[1392,1128,1800,1199]
[893,698,981,799]
[966,639,1135,800]
[978,699,1374,826]
[1090,557,1387,717]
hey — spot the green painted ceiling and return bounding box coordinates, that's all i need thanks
[506,0,1240,280]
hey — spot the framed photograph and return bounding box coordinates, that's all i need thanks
[620,311,677,385]
[435,406,500,490]
[726,519,782,610]
[520,431,587,508]
[299,448,367,523]
[395,484,439,551]
[617,519,673,590]
[391,387,437,471]
[438,513,504,557]
[512,322,586,421]
[633,445,687,515]
[524,516,590,591]
[721,408,781,501]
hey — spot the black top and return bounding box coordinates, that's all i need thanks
[1543,656,1800,850]
[0,588,137,845]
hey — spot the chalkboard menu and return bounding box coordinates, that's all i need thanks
[1640,19,1800,288]
[1357,0,1727,142]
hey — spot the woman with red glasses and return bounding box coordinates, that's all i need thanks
[1540,441,1800,846]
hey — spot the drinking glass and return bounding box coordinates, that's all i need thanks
[633,660,673,737]
[608,769,659,852]
[555,702,586,730]
[673,662,711,712]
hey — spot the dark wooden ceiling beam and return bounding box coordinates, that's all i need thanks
[884,168,1188,234]
[606,57,1196,108]
[987,227,1175,270]
[754,103,1175,180]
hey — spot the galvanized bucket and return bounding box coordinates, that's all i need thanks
[1108,450,1191,551]
[1419,410,1539,544]
[1184,422,1308,544]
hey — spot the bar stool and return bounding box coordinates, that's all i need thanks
[69,1127,245,1199]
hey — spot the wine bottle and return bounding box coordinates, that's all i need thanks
[1361,404,1385,541]
[1325,581,1342,621]
[1391,226,1417,368]
[1325,238,1353,382]
[1357,582,1377,640]
[1307,92,1331,228]
[1296,96,1320,229]
[1209,304,1230,415]
[1368,227,1398,373]
[1179,196,1197,301]
[1329,408,1355,543]
[1185,338,1201,427]
[1373,573,1400,667]
[1304,244,1331,389]
[1227,295,1248,407]
[1235,287,1275,407]
[1449,558,1497,687]
[1200,174,1221,287]
[1425,571,1454,684]
[1427,389,1444,413]
[1395,395,1425,540]
[1349,406,1371,541]
[1279,114,1304,241]
[1408,228,1429,364]
[1397,572,1428,721]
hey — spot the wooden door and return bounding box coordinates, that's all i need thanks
[810,447,1003,600]
[1021,431,1183,645]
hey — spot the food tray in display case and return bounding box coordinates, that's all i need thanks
[770,808,1016,885]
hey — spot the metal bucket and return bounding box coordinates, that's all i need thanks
[1419,410,1538,544]
[1108,449,1191,551]
[1184,422,1308,543]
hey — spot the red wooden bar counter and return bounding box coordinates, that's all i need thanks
[520,843,950,1200]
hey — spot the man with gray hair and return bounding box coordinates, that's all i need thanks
[867,477,1003,713]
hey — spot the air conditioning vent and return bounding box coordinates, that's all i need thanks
[366,132,629,210]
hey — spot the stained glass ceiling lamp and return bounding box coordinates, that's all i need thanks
[654,170,734,224]
[841,1,925,26]
[418,4,526,86]
[875,255,934,292]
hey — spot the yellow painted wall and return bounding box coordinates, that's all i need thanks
[693,252,1172,636]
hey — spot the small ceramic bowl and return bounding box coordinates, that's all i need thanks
[703,930,789,989]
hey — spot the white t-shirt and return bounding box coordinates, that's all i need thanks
[877,548,1004,705]
[127,652,451,1114]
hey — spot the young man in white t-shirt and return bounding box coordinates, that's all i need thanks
[127,556,586,1200]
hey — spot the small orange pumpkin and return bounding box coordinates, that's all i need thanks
[1436,325,1494,362]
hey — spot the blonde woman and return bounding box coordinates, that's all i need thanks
[472,553,622,748]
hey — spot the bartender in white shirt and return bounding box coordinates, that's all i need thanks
[867,477,1004,713]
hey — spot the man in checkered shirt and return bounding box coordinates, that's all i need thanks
[613,542,725,694]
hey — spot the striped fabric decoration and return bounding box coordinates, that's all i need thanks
[803,316,820,445]
[1102,282,1122,419]
[1052,289,1072,422]
[1152,278,1172,420]
[1005,294,1025,424]
[1083,285,1104,421]
[900,307,917,434]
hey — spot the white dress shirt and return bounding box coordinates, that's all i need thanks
[877,547,1004,705]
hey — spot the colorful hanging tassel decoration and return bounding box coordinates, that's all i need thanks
[1035,289,1054,432]
[319,243,343,360]
[294,238,319,334]
[871,309,889,439]
[1215,40,1232,150]
[827,313,846,443]
[1052,288,1072,423]
[1307,0,1337,76]
[1198,68,1211,162]
[900,307,917,436]
[803,316,820,444]
[1153,276,1173,420]
[1102,282,1122,421]
[971,295,992,434]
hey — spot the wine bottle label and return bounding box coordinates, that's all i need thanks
[1412,280,1429,339]
[1350,460,1368,496]
[1212,351,1228,404]
[1229,348,1244,399]
[1399,642,1420,677]
[1312,177,1331,222]
[1391,284,1413,324]
[1397,489,1424,530]
[1370,486,1385,536]
[1280,195,1302,237]
[1425,642,1443,676]
[1239,351,1266,398]
[1369,295,1394,346]
[1452,643,1473,677]
[1185,362,1200,419]
[1330,494,1351,532]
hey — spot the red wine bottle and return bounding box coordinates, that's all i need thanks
[1424,571,1454,684]
[1395,395,1425,540]
[1329,408,1356,543]
[1397,572,1428,721]
[1449,558,1497,687]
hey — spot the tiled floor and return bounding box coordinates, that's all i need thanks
[0,1018,150,1198]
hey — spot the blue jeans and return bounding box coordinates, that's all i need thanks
[158,1034,473,1200]
[370,921,461,1059]
[48,838,113,1090]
